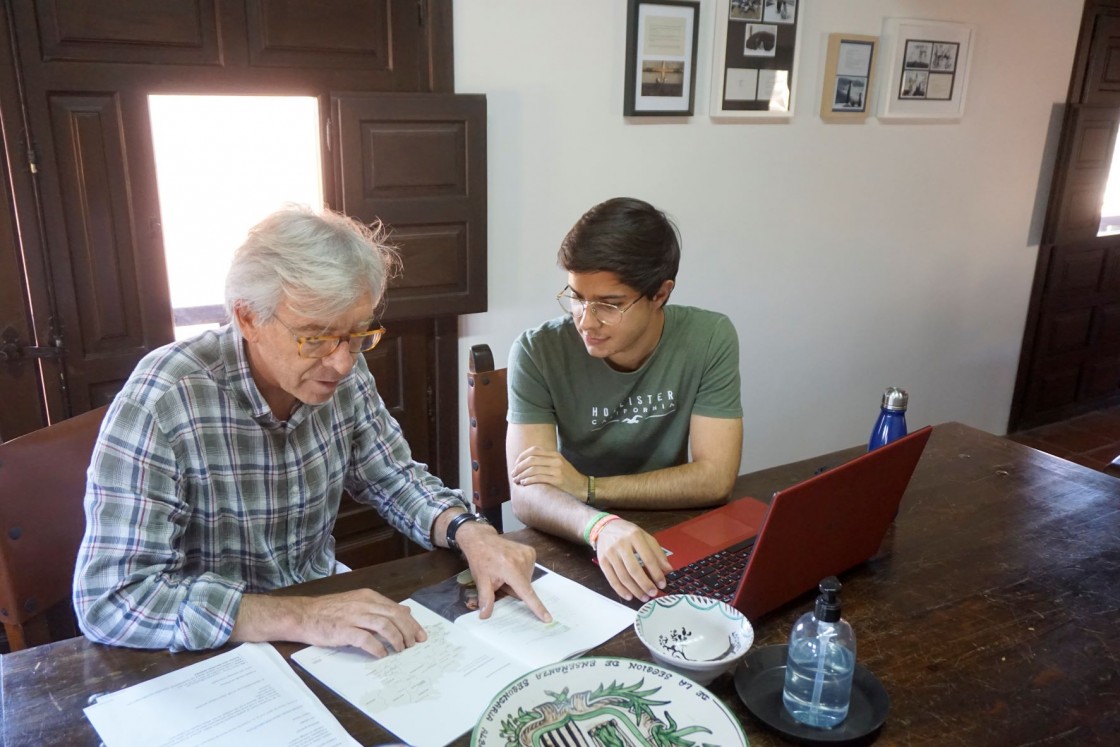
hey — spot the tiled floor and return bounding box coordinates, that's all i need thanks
[1007,404,1120,479]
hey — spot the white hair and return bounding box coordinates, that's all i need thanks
[224,205,399,325]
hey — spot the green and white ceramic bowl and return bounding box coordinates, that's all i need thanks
[634,594,754,685]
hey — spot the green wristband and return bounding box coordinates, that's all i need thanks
[582,511,610,545]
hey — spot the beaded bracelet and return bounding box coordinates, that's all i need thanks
[589,514,622,551]
[582,511,611,545]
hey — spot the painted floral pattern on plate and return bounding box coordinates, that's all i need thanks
[472,657,748,747]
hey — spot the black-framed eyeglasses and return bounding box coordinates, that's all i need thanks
[274,316,386,359]
[555,287,642,326]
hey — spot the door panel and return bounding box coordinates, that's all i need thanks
[1016,240,1120,426]
[246,0,413,82]
[1083,13,1120,104]
[1043,106,1120,245]
[47,92,168,412]
[35,0,221,65]
[332,92,487,319]
[0,158,45,441]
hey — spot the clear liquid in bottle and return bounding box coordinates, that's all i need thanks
[782,629,855,728]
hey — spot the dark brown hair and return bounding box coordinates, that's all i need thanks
[557,197,681,298]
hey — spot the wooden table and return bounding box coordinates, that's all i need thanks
[3,422,1118,746]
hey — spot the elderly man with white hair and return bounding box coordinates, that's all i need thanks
[73,205,550,654]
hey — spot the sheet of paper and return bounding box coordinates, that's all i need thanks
[293,602,521,747]
[453,566,634,669]
[83,642,359,747]
[291,564,635,747]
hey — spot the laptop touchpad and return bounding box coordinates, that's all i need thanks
[681,513,757,549]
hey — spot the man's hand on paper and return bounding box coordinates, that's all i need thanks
[509,445,586,500]
[302,589,428,657]
[232,589,426,659]
[594,519,671,602]
[456,522,553,623]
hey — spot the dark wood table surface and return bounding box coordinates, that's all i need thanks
[3,422,1119,746]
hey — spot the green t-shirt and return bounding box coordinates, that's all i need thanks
[508,305,742,477]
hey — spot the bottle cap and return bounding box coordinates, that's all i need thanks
[814,576,842,623]
[880,387,908,411]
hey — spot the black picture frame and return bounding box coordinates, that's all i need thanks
[624,0,700,117]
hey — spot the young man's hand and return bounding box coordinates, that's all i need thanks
[594,520,672,602]
[510,445,587,500]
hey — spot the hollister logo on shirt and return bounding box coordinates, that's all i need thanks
[590,390,676,429]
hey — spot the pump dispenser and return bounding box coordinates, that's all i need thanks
[782,577,856,728]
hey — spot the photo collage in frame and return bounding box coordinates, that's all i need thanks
[715,0,801,113]
[898,38,959,101]
[878,18,974,122]
[832,39,874,112]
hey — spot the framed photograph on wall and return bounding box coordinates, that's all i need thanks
[878,18,975,122]
[623,0,700,116]
[819,33,877,123]
[710,0,805,120]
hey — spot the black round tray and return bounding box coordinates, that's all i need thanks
[733,644,890,744]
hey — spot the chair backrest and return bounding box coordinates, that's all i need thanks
[0,405,107,650]
[467,344,508,532]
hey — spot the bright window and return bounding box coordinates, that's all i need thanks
[148,95,323,338]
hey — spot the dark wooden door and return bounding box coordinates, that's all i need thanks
[0,0,453,435]
[0,2,475,568]
[1011,1,1120,430]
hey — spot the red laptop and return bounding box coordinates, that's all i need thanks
[655,426,932,621]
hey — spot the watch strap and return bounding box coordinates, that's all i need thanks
[446,511,488,552]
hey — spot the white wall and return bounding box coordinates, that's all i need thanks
[452,0,1082,493]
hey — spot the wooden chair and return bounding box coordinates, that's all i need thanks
[467,344,509,532]
[0,405,107,650]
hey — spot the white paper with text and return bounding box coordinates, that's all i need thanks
[83,642,359,747]
[291,565,633,747]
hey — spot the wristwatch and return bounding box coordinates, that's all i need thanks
[445,511,492,553]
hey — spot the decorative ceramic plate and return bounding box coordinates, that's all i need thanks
[472,656,749,746]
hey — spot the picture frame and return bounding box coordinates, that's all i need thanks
[623,0,700,117]
[878,18,975,122]
[819,33,877,123]
[710,0,805,121]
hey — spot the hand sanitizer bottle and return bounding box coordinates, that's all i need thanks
[782,577,856,728]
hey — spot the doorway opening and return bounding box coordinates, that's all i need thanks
[148,95,324,339]
[1099,130,1120,235]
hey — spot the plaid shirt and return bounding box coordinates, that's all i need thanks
[73,324,466,651]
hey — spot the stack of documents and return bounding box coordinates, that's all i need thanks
[84,643,359,747]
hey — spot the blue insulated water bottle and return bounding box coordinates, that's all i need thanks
[868,387,908,451]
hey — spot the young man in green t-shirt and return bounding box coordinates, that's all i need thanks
[507,197,744,604]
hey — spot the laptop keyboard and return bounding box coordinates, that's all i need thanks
[663,537,756,603]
